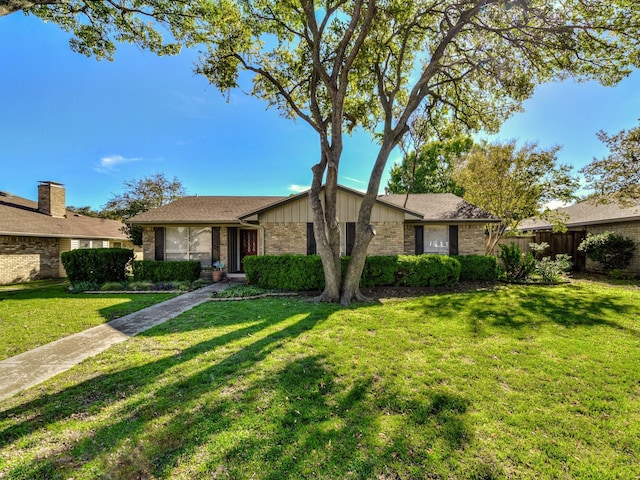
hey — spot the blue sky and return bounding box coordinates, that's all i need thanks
[1,12,639,209]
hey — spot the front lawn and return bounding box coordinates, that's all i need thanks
[0,283,176,360]
[0,280,638,479]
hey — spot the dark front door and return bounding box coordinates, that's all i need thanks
[240,229,258,271]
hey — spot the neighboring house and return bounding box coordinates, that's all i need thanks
[520,198,640,275]
[129,185,498,274]
[0,181,132,284]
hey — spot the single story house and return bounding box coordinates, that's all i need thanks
[520,198,640,275]
[129,185,498,274]
[0,181,132,284]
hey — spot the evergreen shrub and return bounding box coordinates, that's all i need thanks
[132,260,201,282]
[456,255,500,281]
[61,248,134,284]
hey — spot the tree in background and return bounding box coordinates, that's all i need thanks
[66,205,105,218]
[196,1,640,305]
[387,126,471,201]
[454,140,578,254]
[0,0,208,60]
[102,173,185,245]
[581,122,640,204]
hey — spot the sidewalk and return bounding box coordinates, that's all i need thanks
[0,282,232,403]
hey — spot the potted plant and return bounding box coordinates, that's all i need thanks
[211,260,225,282]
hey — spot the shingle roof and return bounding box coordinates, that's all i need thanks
[520,198,640,231]
[380,193,500,222]
[128,195,287,224]
[0,191,128,239]
[129,188,498,224]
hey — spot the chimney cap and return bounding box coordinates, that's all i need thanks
[38,180,65,186]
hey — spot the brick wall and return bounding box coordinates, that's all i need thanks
[263,222,405,256]
[583,221,640,275]
[0,235,61,284]
[142,227,156,260]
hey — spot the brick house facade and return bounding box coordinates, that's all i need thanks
[131,185,497,274]
[0,182,131,284]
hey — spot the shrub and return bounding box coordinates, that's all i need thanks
[397,255,461,287]
[244,255,324,291]
[359,255,398,287]
[498,243,535,281]
[456,255,499,281]
[535,254,572,283]
[132,260,202,282]
[578,231,636,272]
[245,254,461,291]
[62,248,134,284]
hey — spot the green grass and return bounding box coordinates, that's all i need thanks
[0,280,639,479]
[0,283,176,360]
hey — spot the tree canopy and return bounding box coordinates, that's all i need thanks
[581,122,640,203]
[1,0,209,60]
[102,173,185,245]
[195,0,640,304]
[453,139,578,254]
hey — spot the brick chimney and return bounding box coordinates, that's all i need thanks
[38,181,66,218]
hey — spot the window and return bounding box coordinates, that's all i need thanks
[415,225,459,255]
[73,239,109,249]
[165,226,212,266]
[423,226,449,254]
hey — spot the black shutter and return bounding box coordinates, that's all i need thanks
[307,223,317,255]
[154,227,165,261]
[415,225,424,255]
[227,227,238,273]
[211,227,221,261]
[346,222,356,256]
[449,225,459,255]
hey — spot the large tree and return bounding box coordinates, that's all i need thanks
[0,0,208,60]
[453,140,578,254]
[102,173,185,245]
[196,0,640,304]
[581,122,640,203]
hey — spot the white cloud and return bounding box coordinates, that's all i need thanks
[94,155,141,174]
[342,176,366,185]
[288,184,310,193]
[544,200,571,210]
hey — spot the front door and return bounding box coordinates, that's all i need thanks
[240,229,258,271]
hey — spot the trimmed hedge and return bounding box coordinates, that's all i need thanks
[61,248,134,284]
[131,260,202,282]
[397,254,461,287]
[244,255,324,291]
[244,254,463,290]
[455,255,499,281]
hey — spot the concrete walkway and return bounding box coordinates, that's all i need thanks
[0,282,232,403]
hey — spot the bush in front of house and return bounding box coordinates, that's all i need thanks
[131,260,202,282]
[498,243,536,281]
[578,231,636,273]
[396,254,461,287]
[358,255,398,287]
[245,254,463,291]
[455,255,500,281]
[62,248,134,284]
[244,255,324,291]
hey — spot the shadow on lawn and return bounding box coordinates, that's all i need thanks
[0,298,491,479]
[421,283,639,338]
